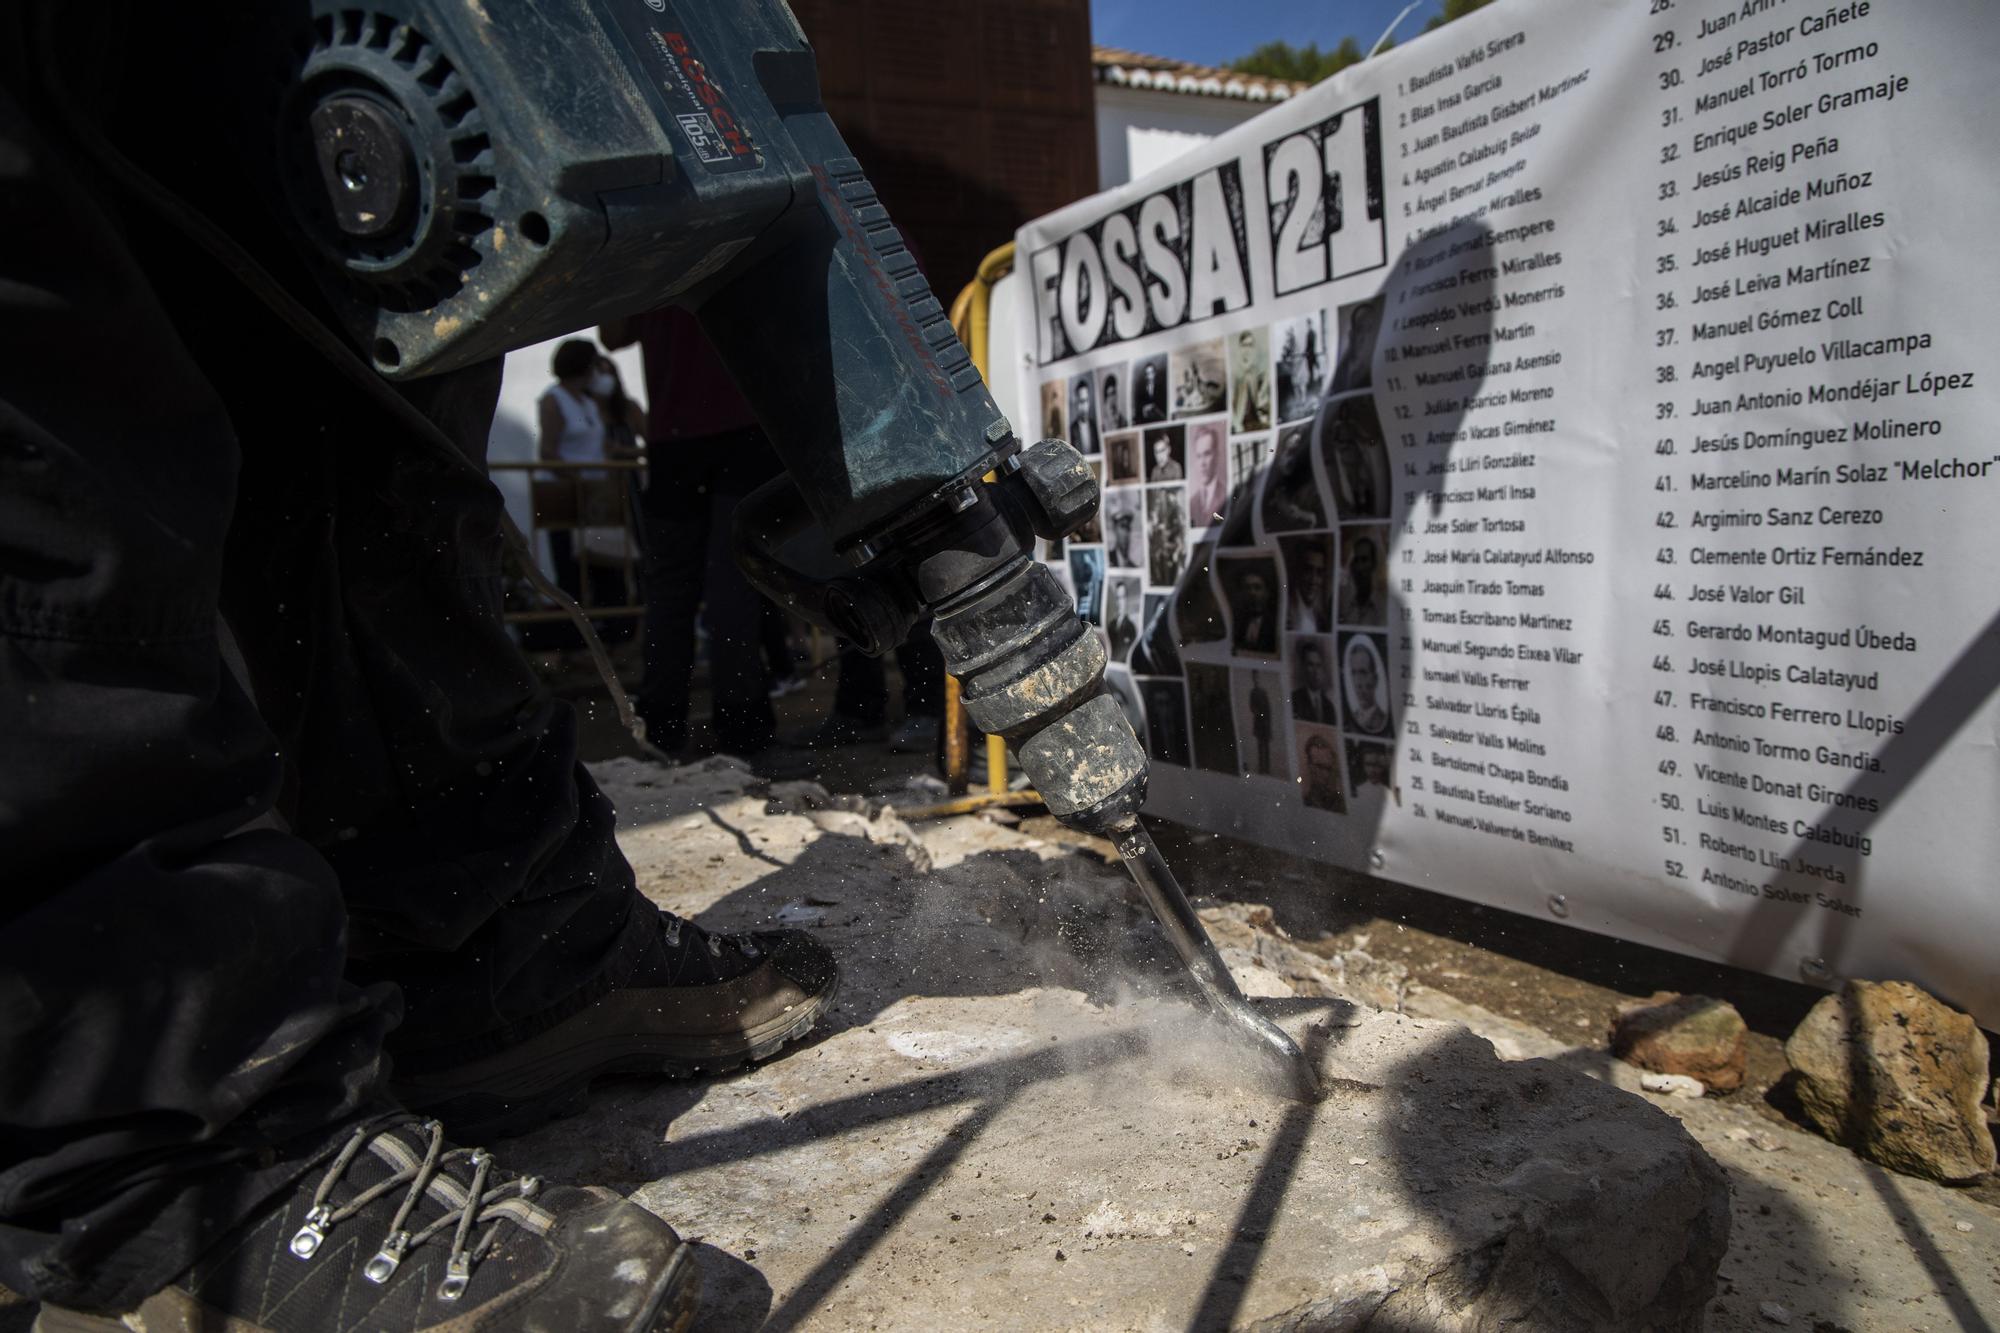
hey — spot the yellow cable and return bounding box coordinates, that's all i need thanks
[946,243,1023,798]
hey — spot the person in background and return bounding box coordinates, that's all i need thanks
[535,339,627,634]
[588,352,646,459]
[763,601,807,699]
[806,633,946,754]
[600,309,778,755]
[537,339,606,476]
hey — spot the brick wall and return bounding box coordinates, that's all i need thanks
[787,0,1097,298]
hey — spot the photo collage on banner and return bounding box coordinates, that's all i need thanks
[1039,291,1392,821]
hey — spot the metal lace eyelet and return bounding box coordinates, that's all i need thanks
[438,1252,475,1302]
[290,1205,334,1259]
[364,1231,411,1284]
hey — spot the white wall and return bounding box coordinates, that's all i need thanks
[1093,84,1282,191]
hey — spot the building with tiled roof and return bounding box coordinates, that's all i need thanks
[1089,44,1312,190]
[1091,46,1312,102]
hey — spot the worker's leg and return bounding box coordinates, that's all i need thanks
[699,429,780,754]
[886,624,947,755]
[211,357,661,1063]
[762,599,802,692]
[896,626,947,717]
[634,449,709,750]
[832,646,891,726]
[202,327,830,1135]
[0,80,397,1313]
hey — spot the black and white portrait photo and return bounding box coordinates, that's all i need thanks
[1339,631,1392,737]
[1131,592,1182,677]
[1337,526,1389,626]
[1288,634,1340,726]
[1224,436,1272,498]
[1281,533,1335,633]
[1097,362,1130,432]
[1318,393,1390,520]
[1140,678,1191,767]
[1174,538,1227,645]
[1040,378,1066,440]
[1143,424,1185,483]
[1272,310,1326,423]
[1171,338,1227,418]
[1345,739,1392,824]
[1068,546,1106,623]
[1229,327,1271,434]
[1106,574,1142,661]
[1330,295,1383,393]
[1216,552,1282,658]
[1145,485,1187,587]
[1234,666,1286,780]
[1186,664,1240,776]
[1186,421,1229,528]
[1296,723,1347,813]
[1132,353,1169,425]
[1067,371,1100,456]
[1103,488,1144,569]
[1260,422,1326,535]
[1070,460,1103,543]
[1106,431,1141,485]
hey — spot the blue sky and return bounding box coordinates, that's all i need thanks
[1091,0,1450,69]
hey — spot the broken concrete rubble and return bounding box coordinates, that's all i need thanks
[517,758,1729,1331]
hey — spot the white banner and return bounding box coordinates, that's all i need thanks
[1012,0,2000,1027]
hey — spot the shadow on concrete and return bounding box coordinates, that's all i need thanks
[499,822,1362,1328]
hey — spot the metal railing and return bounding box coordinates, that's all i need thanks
[491,457,646,625]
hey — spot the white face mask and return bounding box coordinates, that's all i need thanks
[588,370,617,398]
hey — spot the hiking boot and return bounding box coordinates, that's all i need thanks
[394,911,838,1139]
[33,1116,697,1333]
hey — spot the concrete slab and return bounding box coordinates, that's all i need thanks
[502,759,1728,1331]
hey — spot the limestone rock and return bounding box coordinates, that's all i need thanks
[1784,979,1995,1184]
[1610,991,1748,1092]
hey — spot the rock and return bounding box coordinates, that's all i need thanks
[1610,991,1748,1092]
[523,759,1732,1332]
[1642,1072,1707,1099]
[1758,1300,1792,1325]
[1784,979,1996,1184]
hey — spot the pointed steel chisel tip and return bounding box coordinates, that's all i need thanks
[1112,820,1325,1103]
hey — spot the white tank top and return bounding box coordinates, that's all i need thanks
[540,384,605,469]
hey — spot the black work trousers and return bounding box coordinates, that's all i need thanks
[636,436,782,754]
[0,79,651,1311]
[830,630,948,725]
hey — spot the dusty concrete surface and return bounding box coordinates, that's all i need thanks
[503,758,1735,1331]
[2,752,1992,1332]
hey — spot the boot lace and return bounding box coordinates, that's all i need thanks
[287,1119,541,1302]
